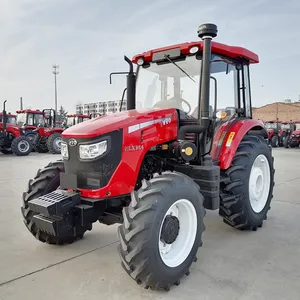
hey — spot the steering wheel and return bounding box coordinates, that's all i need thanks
[153,97,192,114]
[180,98,192,114]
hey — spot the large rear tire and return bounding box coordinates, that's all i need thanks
[25,132,37,152]
[11,136,33,156]
[219,135,275,230]
[21,161,87,244]
[118,171,205,291]
[33,135,49,153]
[47,133,62,154]
[270,135,278,147]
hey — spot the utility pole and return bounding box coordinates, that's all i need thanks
[53,64,59,114]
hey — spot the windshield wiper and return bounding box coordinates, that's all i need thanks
[164,55,195,82]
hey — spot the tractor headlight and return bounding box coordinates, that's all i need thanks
[79,140,107,160]
[60,142,69,159]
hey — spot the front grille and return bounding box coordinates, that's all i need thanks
[62,130,123,189]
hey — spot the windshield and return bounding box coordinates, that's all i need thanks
[7,116,16,124]
[136,54,236,118]
[265,123,278,129]
[281,124,291,130]
[16,113,26,126]
[17,113,44,126]
[296,123,300,130]
[0,115,16,124]
[67,116,77,127]
[33,114,44,126]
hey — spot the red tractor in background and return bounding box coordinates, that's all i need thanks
[15,109,45,140]
[21,23,275,291]
[0,112,17,125]
[31,109,64,154]
[264,120,283,147]
[284,121,300,148]
[62,113,92,129]
[0,101,33,155]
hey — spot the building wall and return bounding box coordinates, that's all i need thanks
[76,100,127,115]
[252,102,300,121]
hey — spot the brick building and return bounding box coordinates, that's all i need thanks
[252,102,300,122]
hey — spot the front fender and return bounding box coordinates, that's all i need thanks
[217,119,267,170]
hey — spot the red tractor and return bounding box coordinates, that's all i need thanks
[15,109,46,146]
[63,114,92,128]
[31,109,64,154]
[21,23,275,291]
[264,120,283,147]
[284,121,300,148]
[0,111,17,125]
[0,101,33,155]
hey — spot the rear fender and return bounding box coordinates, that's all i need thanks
[215,119,267,170]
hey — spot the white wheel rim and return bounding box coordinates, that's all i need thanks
[18,140,30,152]
[249,154,271,213]
[54,137,61,149]
[158,199,197,268]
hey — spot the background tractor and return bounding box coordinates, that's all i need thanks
[62,113,92,129]
[0,112,17,125]
[264,120,282,147]
[15,109,45,143]
[31,109,64,154]
[284,121,300,148]
[0,101,33,156]
[21,23,275,291]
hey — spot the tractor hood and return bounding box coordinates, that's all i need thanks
[62,108,178,139]
[291,130,300,135]
[0,122,19,131]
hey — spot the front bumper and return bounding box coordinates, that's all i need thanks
[27,190,98,238]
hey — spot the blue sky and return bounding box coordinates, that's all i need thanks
[0,0,299,113]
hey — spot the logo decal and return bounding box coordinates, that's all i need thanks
[124,144,144,152]
[68,138,77,147]
[128,116,172,133]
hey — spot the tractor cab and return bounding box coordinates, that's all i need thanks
[264,120,281,132]
[65,114,91,128]
[16,109,45,130]
[285,120,300,148]
[0,112,16,125]
[281,121,295,136]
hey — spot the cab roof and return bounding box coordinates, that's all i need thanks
[0,113,16,116]
[132,41,259,64]
[16,109,43,114]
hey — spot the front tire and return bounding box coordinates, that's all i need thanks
[118,171,205,291]
[11,136,33,156]
[0,147,13,154]
[219,135,275,230]
[21,161,87,244]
